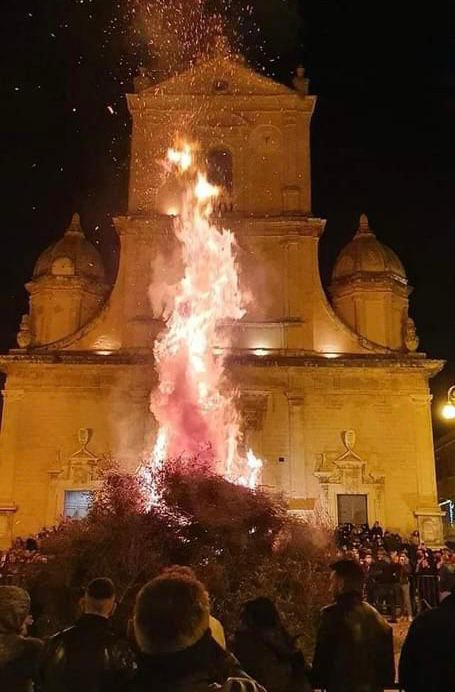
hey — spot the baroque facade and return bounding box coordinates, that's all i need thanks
[0,54,445,547]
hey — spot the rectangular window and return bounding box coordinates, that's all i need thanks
[337,494,368,525]
[63,490,93,519]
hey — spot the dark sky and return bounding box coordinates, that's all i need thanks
[2,1,455,436]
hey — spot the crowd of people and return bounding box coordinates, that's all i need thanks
[1,526,454,692]
[336,521,455,621]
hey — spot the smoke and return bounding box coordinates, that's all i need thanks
[148,144,262,487]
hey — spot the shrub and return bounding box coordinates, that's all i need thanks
[26,460,335,653]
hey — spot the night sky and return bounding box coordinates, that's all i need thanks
[2,1,455,436]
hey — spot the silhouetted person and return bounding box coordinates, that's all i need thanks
[125,571,264,692]
[312,559,395,692]
[399,564,455,692]
[233,597,310,692]
[0,585,43,692]
[41,577,136,692]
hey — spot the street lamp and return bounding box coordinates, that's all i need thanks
[442,386,455,420]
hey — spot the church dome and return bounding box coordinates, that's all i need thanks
[33,213,105,281]
[332,214,406,283]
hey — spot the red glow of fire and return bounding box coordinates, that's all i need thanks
[147,143,262,494]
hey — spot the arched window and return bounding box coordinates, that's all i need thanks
[206,148,233,193]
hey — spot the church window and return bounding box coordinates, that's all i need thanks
[63,490,93,519]
[212,79,229,93]
[51,256,75,276]
[206,148,233,193]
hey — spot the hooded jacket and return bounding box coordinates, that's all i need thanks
[0,585,43,692]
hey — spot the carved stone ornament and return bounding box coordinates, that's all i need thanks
[78,428,91,447]
[17,314,31,348]
[314,431,385,525]
[404,317,419,352]
[314,430,384,487]
[239,391,270,431]
[50,429,101,484]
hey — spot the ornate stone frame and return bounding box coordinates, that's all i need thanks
[314,430,385,525]
[46,429,103,525]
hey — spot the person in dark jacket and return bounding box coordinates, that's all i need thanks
[372,548,398,622]
[125,571,264,692]
[399,564,455,692]
[0,585,43,692]
[312,559,395,692]
[41,577,136,692]
[233,597,310,692]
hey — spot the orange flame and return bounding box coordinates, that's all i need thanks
[147,142,262,491]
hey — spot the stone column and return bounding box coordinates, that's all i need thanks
[0,387,23,547]
[240,391,269,482]
[286,393,306,499]
[410,393,444,545]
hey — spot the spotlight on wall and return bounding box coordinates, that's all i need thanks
[253,348,268,357]
[442,386,455,420]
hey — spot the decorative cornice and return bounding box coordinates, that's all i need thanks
[0,505,17,513]
[116,214,326,239]
[0,348,443,378]
[0,350,154,372]
[227,351,444,376]
[26,275,108,295]
[330,271,408,293]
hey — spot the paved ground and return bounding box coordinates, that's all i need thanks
[391,619,411,691]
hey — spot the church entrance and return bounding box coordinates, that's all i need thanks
[337,494,368,525]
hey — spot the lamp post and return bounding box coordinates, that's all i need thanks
[442,386,455,420]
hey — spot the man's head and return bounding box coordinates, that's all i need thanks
[241,597,280,630]
[330,559,365,597]
[0,586,31,635]
[134,573,210,654]
[377,547,386,561]
[83,577,116,618]
[364,553,373,566]
[411,530,420,545]
[439,564,455,596]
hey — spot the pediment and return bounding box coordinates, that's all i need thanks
[143,56,295,98]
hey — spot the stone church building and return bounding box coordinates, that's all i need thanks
[0,54,444,547]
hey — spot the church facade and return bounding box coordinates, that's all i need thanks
[0,55,444,547]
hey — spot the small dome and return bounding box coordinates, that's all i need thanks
[332,214,406,282]
[33,214,105,281]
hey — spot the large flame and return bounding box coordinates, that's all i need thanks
[148,142,262,488]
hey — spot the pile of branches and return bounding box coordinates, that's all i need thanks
[26,461,335,652]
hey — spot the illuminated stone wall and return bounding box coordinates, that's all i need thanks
[0,55,444,547]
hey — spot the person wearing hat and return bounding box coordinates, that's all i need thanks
[0,585,43,691]
[399,563,455,692]
[312,559,395,692]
